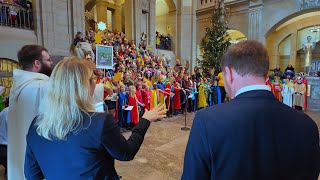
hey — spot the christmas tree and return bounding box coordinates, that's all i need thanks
[199,0,231,76]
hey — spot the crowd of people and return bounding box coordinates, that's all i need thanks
[267,64,308,111]
[72,29,227,132]
[0,0,33,28]
[0,37,319,179]
[156,31,172,50]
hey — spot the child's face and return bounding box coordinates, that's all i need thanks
[153,84,158,89]
[120,85,125,92]
[130,87,136,94]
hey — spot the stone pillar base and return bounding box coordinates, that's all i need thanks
[306,77,320,112]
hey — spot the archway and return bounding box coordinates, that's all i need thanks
[156,0,177,51]
[227,29,247,44]
[265,8,320,73]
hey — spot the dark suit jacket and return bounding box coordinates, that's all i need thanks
[182,90,320,180]
[24,112,150,180]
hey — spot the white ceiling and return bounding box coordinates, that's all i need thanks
[156,0,169,16]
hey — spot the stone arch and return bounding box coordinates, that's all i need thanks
[164,0,177,12]
[156,0,177,53]
[265,8,320,72]
[227,29,247,43]
[265,8,320,38]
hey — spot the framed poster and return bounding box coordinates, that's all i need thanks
[96,45,113,69]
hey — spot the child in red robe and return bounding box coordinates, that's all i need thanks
[271,77,282,102]
[128,86,139,125]
[300,73,308,110]
[165,78,174,117]
[135,83,143,106]
[173,82,181,115]
[142,83,151,111]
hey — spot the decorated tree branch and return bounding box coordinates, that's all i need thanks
[199,0,231,76]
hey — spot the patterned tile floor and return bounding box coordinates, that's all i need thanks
[1,111,319,180]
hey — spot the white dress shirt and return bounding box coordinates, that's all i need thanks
[235,85,271,97]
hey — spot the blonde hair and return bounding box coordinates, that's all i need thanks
[128,85,136,96]
[36,57,95,140]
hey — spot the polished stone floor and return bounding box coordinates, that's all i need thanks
[0,111,319,180]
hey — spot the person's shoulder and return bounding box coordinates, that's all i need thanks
[88,112,117,128]
[0,107,9,115]
[26,117,40,138]
[287,109,317,128]
[195,101,234,122]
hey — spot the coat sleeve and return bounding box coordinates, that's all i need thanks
[24,138,44,180]
[181,112,211,180]
[101,113,150,161]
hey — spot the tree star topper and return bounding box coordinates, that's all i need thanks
[97,21,107,31]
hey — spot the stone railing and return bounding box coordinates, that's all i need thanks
[306,76,320,112]
[0,2,33,30]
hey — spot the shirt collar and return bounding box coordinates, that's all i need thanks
[235,85,271,97]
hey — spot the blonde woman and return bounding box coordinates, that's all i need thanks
[24,57,166,179]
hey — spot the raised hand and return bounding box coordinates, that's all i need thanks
[142,104,166,122]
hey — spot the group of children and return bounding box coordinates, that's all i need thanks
[267,72,308,111]
[74,29,226,130]
[95,68,225,131]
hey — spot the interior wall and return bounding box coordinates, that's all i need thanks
[0,28,37,61]
[156,14,169,34]
[266,15,320,73]
[262,0,299,36]
[297,27,320,49]
[278,35,291,56]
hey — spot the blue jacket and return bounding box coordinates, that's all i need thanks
[25,113,150,180]
[182,90,320,180]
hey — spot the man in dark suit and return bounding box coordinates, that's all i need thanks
[182,41,320,180]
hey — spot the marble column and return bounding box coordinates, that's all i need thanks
[113,7,122,31]
[34,0,86,57]
[190,0,198,72]
[290,31,298,68]
[306,77,320,112]
[248,4,263,42]
[134,0,141,44]
[149,0,156,47]
[96,1,107,24]
[167,10,178,55]
[124,0,135,40]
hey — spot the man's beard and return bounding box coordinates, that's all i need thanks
[39,62,54,77]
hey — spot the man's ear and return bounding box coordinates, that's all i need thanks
[34,60,41,66]
[224,66,233,83]
[32,60,42,71]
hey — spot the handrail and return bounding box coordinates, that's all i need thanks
[0,2,33,30]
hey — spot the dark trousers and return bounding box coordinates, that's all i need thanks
[219,86,226,103]
[295,106,303,111]
[0,144,7,173]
